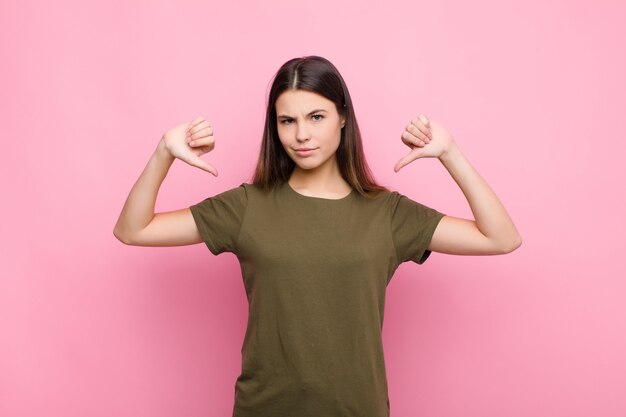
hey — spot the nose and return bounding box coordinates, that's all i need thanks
[295,121,310,142]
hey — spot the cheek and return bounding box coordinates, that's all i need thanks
[277,124,294,140]
[326,126,342,145]
[276,127,288,145]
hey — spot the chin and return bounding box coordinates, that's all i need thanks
[294,162,320,171]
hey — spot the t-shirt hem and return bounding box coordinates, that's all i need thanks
[415,212,446,264]
[189,204,221,255]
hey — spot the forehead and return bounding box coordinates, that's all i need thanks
[275,90,334,113]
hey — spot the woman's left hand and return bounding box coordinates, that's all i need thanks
[394,114,456,172]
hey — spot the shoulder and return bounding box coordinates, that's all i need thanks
[350,188,404,216]
[357,188,403,207]
[192,183,250,209]
[214,182,268,197]
[239,182,275,199]
[376,189,445,220]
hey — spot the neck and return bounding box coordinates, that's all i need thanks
[288,158,351,197]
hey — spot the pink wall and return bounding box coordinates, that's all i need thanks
[2,0,625,416]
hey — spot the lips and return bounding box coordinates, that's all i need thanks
[294,148,317,157]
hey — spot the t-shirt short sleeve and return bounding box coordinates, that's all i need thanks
[390,192,446,265]
[189,183,248,255]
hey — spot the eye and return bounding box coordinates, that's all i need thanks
[280,119,293,125]
[312,114,324,121]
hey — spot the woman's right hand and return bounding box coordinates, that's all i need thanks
[160,116,218,176]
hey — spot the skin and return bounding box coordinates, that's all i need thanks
[395,115,522,254]
[113,91,521,255]
[275,89,349,199]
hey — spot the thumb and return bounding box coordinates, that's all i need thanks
[190,156,219,177]
[394,148,425,172]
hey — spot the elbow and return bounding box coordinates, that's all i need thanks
[113,225,132,245]
[499,234,522,254]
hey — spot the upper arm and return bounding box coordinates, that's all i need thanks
[428,215,518,255]
[119,208,203,247]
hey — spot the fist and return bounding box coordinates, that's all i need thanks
[162,116,218,176]
[394,114,455,172]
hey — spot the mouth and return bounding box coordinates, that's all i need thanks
[294,148,317,157]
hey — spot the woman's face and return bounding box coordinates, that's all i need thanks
[275,89,345,173]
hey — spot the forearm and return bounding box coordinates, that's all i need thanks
[113,139,175,242]
[439,143,521,249]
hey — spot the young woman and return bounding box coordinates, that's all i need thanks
[114,55,521,417]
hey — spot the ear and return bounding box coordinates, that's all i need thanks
[340,116,345,128]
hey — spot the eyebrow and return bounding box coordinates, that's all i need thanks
[277,109,327,119]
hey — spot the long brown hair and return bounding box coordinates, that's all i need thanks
[251,55,389,198]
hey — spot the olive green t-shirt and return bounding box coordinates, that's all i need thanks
[189,181,445,417]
